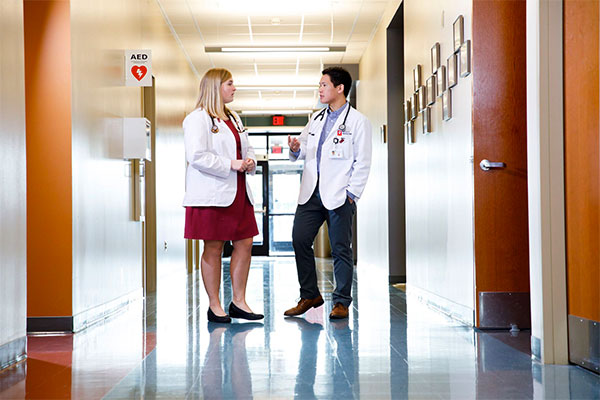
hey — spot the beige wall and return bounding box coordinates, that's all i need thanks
[356,0,400,274]
[69,0,197,315]
[404,0,474,320]
[0,0,27,348]
[359,0,475,322]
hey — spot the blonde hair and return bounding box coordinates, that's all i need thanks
[195,68,232,120]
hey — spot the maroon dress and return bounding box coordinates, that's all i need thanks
[184,119,259,241]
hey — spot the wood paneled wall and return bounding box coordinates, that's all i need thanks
[24,0,73,317]
[564,0,600,322]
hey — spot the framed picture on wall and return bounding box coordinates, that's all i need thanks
[431,42,441,73]
[406,120,416,144]
[442,90,452,121]
[404,99,412,123]
[447,53,458,89]
[418,85,427,112]
[413,64,422,92]
[453,15,464,52]
[437,65,447,97]
[460,40,472,77]
[411,93,419,119]
[422,106,432,134]
[426,75,436,105]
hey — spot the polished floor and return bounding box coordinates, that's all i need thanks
[0,257,598,399]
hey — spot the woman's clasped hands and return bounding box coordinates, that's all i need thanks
[231,158,256,173]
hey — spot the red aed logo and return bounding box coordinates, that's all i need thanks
[131,65,147,81]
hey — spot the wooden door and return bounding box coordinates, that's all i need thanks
[564,0,600,374]
[472,0,530,328]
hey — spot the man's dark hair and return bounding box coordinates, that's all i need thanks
[322,67,352,98]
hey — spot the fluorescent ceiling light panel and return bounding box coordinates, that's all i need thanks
[241,110,314,115]
[206,46,345,53]
[236,85,317,91]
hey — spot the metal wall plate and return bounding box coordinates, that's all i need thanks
[478,291,531,329]
[0,336,26,371]
[568,314,600,374]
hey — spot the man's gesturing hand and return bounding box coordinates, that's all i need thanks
[288,135,300,153]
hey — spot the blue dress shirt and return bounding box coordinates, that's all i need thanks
[291,102,356,201]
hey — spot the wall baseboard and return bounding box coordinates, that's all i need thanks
[0,336,26,371]
[389,275,406,284]
[72,288,143,332]
[406,284,474,326]
[27,288,143,333]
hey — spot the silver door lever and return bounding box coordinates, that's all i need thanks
[480,159,506,171]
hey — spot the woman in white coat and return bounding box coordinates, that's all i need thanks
[183,68,263,323]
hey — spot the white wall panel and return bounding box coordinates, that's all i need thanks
[70,0,197,314]
[359,0,475,320]
[403,0,474,318]
[0,0,27,347]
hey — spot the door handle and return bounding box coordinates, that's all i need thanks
[480,159,506,171]
[256,206,267,214]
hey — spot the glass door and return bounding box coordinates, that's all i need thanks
[268,160,303,255]
[248,160,269,255]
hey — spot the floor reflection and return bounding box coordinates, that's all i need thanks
[0,257,599,399]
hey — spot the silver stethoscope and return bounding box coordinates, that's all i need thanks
[210,112,245,134]
[314,103,351,133]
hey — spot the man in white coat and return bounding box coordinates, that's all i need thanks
[284,67,372,319]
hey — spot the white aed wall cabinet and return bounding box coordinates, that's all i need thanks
[123,118,151,160]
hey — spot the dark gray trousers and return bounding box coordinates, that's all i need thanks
[292,187,356,307]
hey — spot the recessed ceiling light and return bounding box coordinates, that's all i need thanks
[205,46,345,53]
[271,17,281,25]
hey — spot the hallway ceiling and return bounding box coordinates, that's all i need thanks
[156,0,390,113]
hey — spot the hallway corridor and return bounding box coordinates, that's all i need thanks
[0,258,598,399]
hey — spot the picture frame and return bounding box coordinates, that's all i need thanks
[411,93,419,119]
[413,64,422,92]
[422,106,432,134]
[404,99,412,122]
[442,90,452,121]
[431,42,441,73]
[436,65,447,97]
[418,85,427,112]
[447,53,458,89]
[406,120,416,144]
[460,40,472,77]
[453,15,464,52]
[426,75,436,106]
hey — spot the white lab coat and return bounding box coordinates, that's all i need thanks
[290,105,372,210]
[182,108,255,207]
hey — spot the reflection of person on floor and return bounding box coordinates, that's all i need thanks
[330,319,355,398]
[201,323,262,399]
[286,317,323,400]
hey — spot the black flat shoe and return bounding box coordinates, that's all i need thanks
[228,302,264,320]
[207,307,231,323]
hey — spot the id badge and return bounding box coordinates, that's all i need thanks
[329,146,344,159]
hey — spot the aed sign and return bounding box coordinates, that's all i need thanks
[125,50,152,87]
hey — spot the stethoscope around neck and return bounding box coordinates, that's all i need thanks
[314,102,351,132]
[210,111,245,134]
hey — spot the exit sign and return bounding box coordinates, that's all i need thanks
[272,115,284,126]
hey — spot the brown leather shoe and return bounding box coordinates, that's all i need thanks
[329,303,349,319]
[284,295,324,316]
